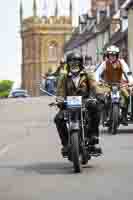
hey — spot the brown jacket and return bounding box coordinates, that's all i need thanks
[103,60,123,82]
[56,71,96,97]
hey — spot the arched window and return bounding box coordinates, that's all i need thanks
[48,42,58,61]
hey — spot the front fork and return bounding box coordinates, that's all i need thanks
[80,106,85,146]
[66,113,80,148]
[66,108,85,153]
[128,94,132,115]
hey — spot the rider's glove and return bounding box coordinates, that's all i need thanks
[56,96,64,103]
[56,96,65,109]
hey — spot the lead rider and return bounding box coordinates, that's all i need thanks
[54,52,102,155]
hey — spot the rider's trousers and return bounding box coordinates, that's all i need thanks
[54,108,100,147]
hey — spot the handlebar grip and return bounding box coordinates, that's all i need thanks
[48,102,57,107]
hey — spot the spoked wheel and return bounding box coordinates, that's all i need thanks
[111,104,119,135]
[71,132,81,173]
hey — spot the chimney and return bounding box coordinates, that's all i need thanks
[97,8,100,24]
[106,5,110,18]
[120,8,128,32]
[88,0,92,17]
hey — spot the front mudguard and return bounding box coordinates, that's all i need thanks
[69,122,80,132]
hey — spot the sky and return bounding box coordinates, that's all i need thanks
[0,0,89,87]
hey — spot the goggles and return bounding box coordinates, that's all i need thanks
[107,52,118,56]
[69,63,80,73]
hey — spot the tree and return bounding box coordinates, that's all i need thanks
[0,80,14,98]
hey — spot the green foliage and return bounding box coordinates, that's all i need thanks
[0,80,14,91]
[0,80,14,98]
[0,91,9,98]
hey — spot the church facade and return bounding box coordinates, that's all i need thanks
[20,0,73,96]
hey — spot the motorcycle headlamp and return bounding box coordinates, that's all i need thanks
[112,86,118,93]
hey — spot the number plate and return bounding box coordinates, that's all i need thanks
[66,96,82,108]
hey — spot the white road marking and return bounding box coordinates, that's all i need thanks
[0,131,31,158]
[0,145,10,157]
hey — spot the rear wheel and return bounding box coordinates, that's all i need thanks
[81,148,90,165]
[71,132,80,173]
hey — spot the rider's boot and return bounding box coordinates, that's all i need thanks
[60,135,69,157]
[121,108,128,126]
[104,118,110,127]
[89,136,102,155]
[89,136,99,145]
[90,144,102,155]
[103,106,110,127]
[89,112,102,156]
[54,115,68,156]
[61,145,69,157]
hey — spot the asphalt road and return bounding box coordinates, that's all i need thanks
[0,97,133,200]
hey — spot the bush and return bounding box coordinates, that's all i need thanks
[0,80,14,98]
[0,91,9,98]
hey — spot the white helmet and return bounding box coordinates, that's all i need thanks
[106,45,120,55]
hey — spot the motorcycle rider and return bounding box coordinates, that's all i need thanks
[54,58,67,77]
[97,45,133,125]
[54,52,102,155]
[84,56,96,73]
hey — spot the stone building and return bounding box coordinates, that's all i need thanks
[64,0,132,65]
[20,0,73,96]
[64,0,113,63]
[128,1,133,72]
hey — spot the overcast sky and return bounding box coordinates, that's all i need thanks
[0,0,89,86]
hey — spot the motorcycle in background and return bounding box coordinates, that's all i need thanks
[101,81,133,135]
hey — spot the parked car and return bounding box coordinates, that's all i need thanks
[8,88,30,98]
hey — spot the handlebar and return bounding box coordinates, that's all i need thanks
[99,81,133,88]
[49,96,103,108]
[48,102,58,107]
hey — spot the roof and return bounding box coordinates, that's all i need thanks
[64,31,96,51]
[64,18,110,52]
[121,0,133,9]
[104,28,128,48]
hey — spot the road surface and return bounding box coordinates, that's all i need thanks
[0,97,133,200]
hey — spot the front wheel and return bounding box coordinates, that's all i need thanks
[71,132,80,173]
[111,104,119,135]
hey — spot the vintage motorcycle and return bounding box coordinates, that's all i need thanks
[102,81,132,135]
[49,95,101,173]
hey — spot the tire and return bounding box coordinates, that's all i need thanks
[71,132,81,173]
[81,153,91,165]
[81,149,90,165]
[111,104,119,135]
